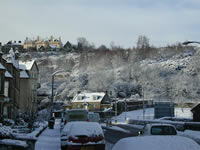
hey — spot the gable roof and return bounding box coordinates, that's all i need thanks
[5,71,13,78]
[6,48,20,69]
[19,60,38,71]
[0,63,5,70]
[72,92,106,103]
[20,71,29,78]
[191,103,200,112]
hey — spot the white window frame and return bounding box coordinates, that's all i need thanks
[4,81,9,97]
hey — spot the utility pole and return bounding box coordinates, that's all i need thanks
[115,100,117,123]
[50,75,54,118]
[50,69,65,119]
[125,99,127,121]
[143,87,145,120]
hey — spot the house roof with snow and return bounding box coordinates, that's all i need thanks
[19,60,36,70]
[20,71,29,78]
[5,71,13,78]
[0,63,5,70]
[6,48,19,69]
[72,92,106,103]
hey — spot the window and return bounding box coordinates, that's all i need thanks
[3,106,8,118]
[93,95,98,100]
[77,96,84,100]
[77,104,81,108]
[4,81,9,97]
[151,126,177,135]
[92,104,96,108]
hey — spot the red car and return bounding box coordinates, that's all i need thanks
[61,121,105,150]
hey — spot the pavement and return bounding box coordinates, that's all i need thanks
[35,119,61,150]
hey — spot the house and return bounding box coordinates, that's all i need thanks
[191,103,200,122]
[0,48,20,119]
[2,41,23,54]
[71,92,111,111]
[19,60,39,114]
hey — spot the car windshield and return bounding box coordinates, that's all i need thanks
[151,126,177,135]
[68,114,87,120]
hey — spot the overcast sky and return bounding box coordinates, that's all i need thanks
[0,0,200,48]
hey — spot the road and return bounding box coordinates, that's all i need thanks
[35,120,140,150]
[35,120,61,150]
[103,124,139,150]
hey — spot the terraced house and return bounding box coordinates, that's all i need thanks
[0,47,20,120]
[0,46,40,120]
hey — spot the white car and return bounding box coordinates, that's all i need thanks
[140,123,177,136]
[112,136,200,150]
[61,121,105,150]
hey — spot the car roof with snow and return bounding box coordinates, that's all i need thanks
[112,136,200,150]
[62,121,103,136]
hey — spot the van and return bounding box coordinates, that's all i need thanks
[62,109,88,123]
[88,112,100,123]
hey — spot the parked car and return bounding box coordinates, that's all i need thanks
[61,121,105,150]
[88,112,100,123]
[140,123,177,136]
[112,136,200,150]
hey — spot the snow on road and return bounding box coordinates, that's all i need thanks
[35,119,61,150]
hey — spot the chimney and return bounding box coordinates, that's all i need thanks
[0,43,3,60]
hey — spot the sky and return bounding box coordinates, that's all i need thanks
[0,0,200,48]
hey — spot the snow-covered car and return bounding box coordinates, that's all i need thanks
[61,121,105,150]
[140,123,177,136]
[112,136,200,150]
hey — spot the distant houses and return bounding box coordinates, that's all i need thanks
[0,46,40,121]
[24,36,63,50]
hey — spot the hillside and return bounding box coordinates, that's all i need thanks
[20,46,200,105]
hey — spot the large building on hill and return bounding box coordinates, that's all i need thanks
[24,35,63,50]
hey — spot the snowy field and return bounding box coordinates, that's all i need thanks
[114,107,192,122]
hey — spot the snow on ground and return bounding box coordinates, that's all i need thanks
[32,107,196,150]
[35,119,61,150]
[114,107,192,122]
[0,139,28,148]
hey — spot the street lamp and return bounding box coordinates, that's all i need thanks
[50,69,65,118]
[182,41,200,45]
[124,99,127,121]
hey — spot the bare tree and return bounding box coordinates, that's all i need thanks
[136,35,150,49]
